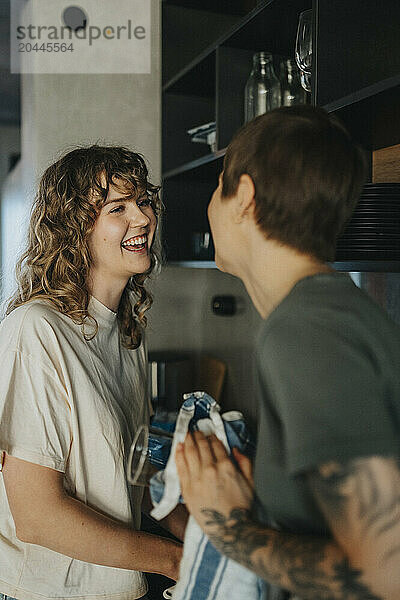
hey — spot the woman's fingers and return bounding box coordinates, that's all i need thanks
[175,430,213,477]
[176,433,252,486]
[208,434,229,461]
[175,442,189,491]
[176,431,217,499]
[232,447,253,483]
[191,431,216,468]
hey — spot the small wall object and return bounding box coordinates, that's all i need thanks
[212,295,236,316]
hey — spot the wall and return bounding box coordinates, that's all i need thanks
[147,265,262,427]
[0,125,20,192]
[1,0,161,304]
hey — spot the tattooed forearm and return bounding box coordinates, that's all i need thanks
[309,457,400,565]
[201,507,381,599]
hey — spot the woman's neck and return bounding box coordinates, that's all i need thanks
[87,274,128,313]
[239,243,334,320]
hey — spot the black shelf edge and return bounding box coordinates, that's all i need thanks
[332,261,400,272]
[167,261,217,268]
[163,148,227,179]
[162,48,216,93]
[162,0,248,15]
[167,260,400,272]
[162,0,273,92]
[162,147,383,181]
[322,75,400,114]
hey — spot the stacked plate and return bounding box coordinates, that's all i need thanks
[336,183,400,261]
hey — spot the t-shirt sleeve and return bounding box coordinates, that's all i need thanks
[0,350,72,472]
[258,315,399,475]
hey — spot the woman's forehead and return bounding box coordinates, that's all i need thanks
[96,172,145,202]
[106,179,133,201]
[100,172,131,193]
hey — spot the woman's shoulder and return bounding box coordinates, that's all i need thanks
[0,298,67,354]
[1,297,61,326]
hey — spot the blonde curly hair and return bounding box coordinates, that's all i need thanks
[6,145,163,349]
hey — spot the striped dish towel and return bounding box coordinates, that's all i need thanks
[150,392,266,600]
[172,514,266,600]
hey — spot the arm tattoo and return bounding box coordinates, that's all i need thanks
[309,456,400,563]
[201,507,381,599]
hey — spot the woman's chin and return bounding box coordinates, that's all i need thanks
[126,255,152,276]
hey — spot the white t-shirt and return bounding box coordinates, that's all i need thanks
[0,296,152,600]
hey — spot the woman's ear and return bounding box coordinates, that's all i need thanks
[234,174,256,223]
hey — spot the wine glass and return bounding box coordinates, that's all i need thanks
[127,424,173,486]
[300,69,312,94]
[295,9,312,92]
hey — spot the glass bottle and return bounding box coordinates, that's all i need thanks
[279,58,307,106]
[244,52,281,123]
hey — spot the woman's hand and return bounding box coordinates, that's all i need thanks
[175,431,254,534]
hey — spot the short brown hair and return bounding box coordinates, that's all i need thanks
[222,105,367,262]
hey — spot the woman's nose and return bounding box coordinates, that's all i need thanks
[129,204,151,227]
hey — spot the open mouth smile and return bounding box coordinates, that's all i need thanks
[121,233,148,253]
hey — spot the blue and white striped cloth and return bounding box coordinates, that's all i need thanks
[172,515,267,600]
[149,392,266,600]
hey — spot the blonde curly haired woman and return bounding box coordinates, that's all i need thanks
[0,146,182,600]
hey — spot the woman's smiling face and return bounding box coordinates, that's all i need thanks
[88,175,157,288]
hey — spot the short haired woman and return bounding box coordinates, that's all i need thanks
[176,105,400,599]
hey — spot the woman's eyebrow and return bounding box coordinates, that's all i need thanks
[104,194,137,205]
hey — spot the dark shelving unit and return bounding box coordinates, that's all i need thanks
[315,0,400,156]
[163,148,226,181]
[162,0,400,271]
[314,1,400,107]
[162,153,224,262]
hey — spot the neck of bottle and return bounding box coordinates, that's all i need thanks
[253,54,273,76]
[287,63,293,83]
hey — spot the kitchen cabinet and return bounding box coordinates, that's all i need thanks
[161,0,400,271]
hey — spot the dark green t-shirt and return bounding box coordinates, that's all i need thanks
[254,271,400,536]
